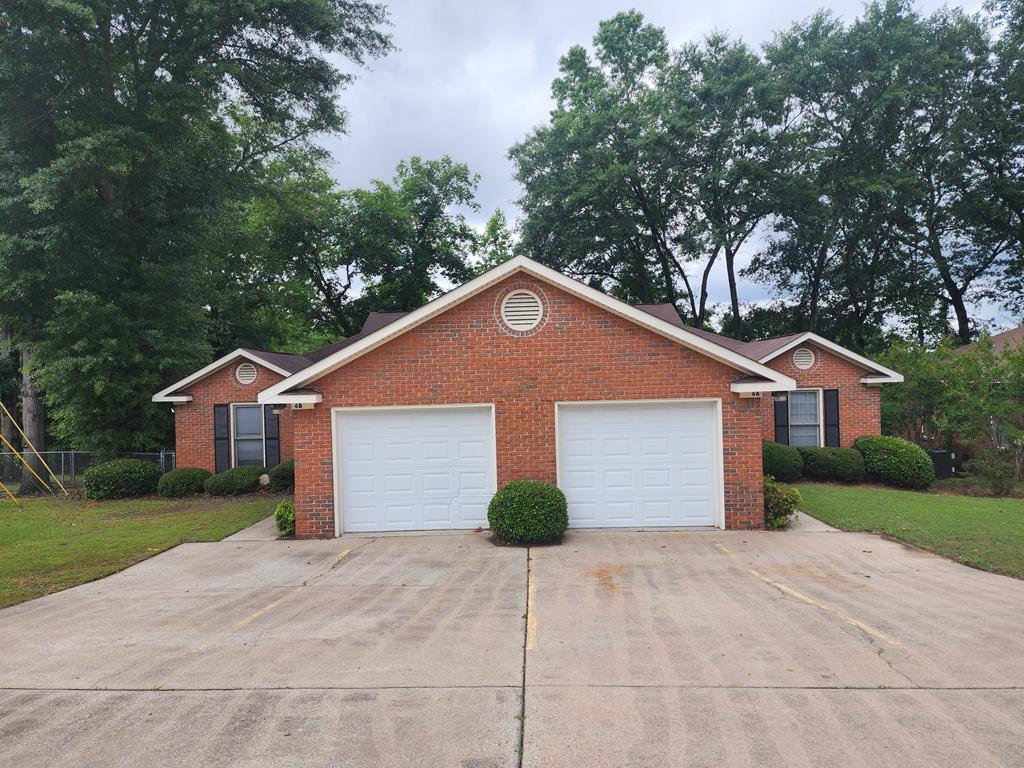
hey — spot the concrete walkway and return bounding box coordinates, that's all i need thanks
[223,515,280,541]
[1,524,1022,767]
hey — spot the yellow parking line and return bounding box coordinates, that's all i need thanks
[714,543,899,646]
[525,575,537,651]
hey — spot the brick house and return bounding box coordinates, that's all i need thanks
[154,256,902,537]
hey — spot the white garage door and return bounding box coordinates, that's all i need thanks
[557,401,721,528]
[337,406,495,533]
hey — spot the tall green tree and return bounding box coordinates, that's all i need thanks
[0,1,392,451]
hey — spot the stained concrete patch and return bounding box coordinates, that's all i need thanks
[0,687,520,768]
[523,686,1024,768]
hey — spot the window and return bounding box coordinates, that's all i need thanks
[232,404,264,466]
[788,390,821,447]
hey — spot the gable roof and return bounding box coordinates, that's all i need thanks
[258,256,797,404]
[633,304,901,384]
[151,348,312,403]
[303,312,408,364]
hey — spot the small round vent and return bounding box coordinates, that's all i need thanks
[792,347,815,370]
[501,290,543,332]
[235,362,258,385]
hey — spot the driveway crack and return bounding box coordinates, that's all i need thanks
[517,547,531,768]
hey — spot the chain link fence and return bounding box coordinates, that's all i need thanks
[0,451,176,495]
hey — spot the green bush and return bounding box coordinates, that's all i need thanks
[762,441,802,482]
[797,446,865,483]
[83,458,162,500]
[203,465,267,496]
[764,476,802,529]
[853,435,935,489]
[274,500,296,536]
[488,480,568,544]
[268,460,295,493]
[157,467,212,498]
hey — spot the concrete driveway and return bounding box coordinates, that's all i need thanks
[1,518,1023,767]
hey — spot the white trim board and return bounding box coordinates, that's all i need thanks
[152,349,295,403]
[260,255,796,404]
[757,334,903,384]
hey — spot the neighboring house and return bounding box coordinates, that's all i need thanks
[154,256,901,537]
[958,324,1024,355]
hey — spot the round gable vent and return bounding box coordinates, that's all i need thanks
[235,362,258,385]
[792,347,815,370]
[501,290,543,332]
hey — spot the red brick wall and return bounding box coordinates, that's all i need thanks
[291,275,767,537]
[172,361,294,473]
[760,343,881,447]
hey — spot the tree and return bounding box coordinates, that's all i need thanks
[474,210,517,274]
[661,34,784,338]
[233,153,480,342]
[0,1,392,451]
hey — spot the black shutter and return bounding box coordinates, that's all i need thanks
[214,404,230,472]
[264,405,280,468]
[773,396,790,445]
[824,389,840,447]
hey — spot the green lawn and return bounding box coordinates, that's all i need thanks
[796,483,1024,579]
[0,494,280,608]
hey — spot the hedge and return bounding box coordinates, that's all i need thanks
[268,460,294,493]
[853,435,935,489]
[157,467,212,498]
[797,446,865,483]
[764,476,801,529]
[762,441,802,482]
[83,458,162,500]
[488,480,568,544]
[204,466,267,496]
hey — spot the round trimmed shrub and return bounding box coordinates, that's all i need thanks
[797,446,865,483]
[762,441,802,482]
[274,500,296,536]
[83,458,162,500]
[157,467,212,498]
[764,476,801,529]
[853,436,935,489]
[488,480,568,544]
[268,460,295,493]
[204,466,267,496]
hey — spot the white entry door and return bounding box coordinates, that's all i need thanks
[557,401,721,528]
[336,406,495,533]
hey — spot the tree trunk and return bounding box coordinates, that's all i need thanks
[19,348,47,494]
[724,247,742,340]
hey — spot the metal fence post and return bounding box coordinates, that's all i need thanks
[70,449,76,487]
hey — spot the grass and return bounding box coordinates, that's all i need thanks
[0,493,281,608]
[796,483,1024,579]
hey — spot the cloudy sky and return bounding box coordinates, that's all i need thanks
[323,0,990,321]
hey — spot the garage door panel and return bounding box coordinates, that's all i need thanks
[558,402,720,528]
[338,407,495,533]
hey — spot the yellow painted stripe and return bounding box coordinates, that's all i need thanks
[714,542,899,646]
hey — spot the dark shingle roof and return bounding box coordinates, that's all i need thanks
[958,325,1024,355]
[302,312,409,364]
[240,349,313,374]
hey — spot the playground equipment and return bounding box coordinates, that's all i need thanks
[0,400,68,503]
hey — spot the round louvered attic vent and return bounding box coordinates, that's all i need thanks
[501,290,543,332]
[235,362,258,385]
[792,347,815,370]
